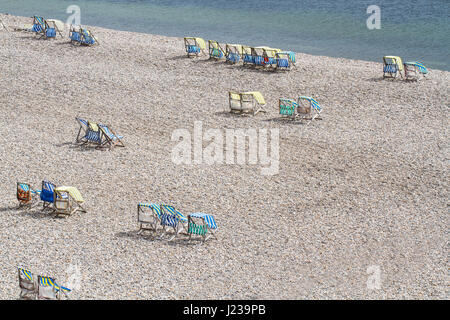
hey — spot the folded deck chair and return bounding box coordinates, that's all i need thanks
[18,267,37,300]
[98,123,125,149]
[159,205,188,241]
[241,91,267,116]
[137,203,162,235]
[275,51,296,70]
[37,275,71,300]
[242,46,255,66]
[404,61,428,81]
[17,182,41,209]
[54,186,86,216]
[383,56,403,79]
[184,37,206,57]
[40,180,56,210]
[297,96,323,124]
[225,44,243,64]
[279,98,299,120]
[187,213,218,242]
[208,40,225,60]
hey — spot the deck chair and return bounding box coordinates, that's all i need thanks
[404,61,428,81]
[241,91,267,116]
[75,117,89,143]
[17,182,41,209]
[275,51,296,70]
[208,40,225,60]
[383,56,403,79]
[69,25,82,44]
[80,27,98,46]
[81,121,103,147]
[40,180,56,210]
[261,47,281,69]
[251,47,266,67]
[184,37,206,57]
[159,205,188,241]
[31,16,58,39]
[225,44,243,64]
[229,91,243,113]
[187,213,218,242]
[297,96,323,124]
[98,123,125,149]
[137,203,162,235]
[37,275,71,300]
[242,46,255,66]
[18,267,37,300]
[279,98,299,120]
[54,186,86,216]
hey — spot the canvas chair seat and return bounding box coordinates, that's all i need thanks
[137,203,162,234]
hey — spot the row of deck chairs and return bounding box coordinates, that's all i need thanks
[137,203,218,243]
[18,267,71,300]
[184,37,296,71]
[17,180,86,216]
[75,117,124,149]
[383,56,428,81]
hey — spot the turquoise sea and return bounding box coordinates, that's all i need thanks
[1,0,449,70]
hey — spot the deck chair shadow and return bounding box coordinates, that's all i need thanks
[18,267,37,300]
[159,205,189,241]
[137,203,162,235]
[54,186,87,216]
[187,213,218,243]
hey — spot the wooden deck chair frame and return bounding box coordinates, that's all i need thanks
[53,189,86,216]
[137,203,162,235]
[75,117,89,143]
[159,205,188,241]
[184,37,202,58]
[383,56,403,79]
[208,40,225,60]
[297,96,322,124]
[98,123,125,149]
[241,93,267,116]
[17,182,39,210]
[18,267,37,300]
[225,44,241,64]
[40,180,56,211]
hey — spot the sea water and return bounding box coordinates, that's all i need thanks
[1,0,449,70]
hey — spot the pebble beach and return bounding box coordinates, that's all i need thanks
[0,14,448,299]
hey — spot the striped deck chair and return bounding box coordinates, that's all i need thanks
[241,91,267,116]
[383,56,403,79]
[18,267,37,300]
[251,47,266,67]
[184,37,206,57]
[98,123,125,149]
[297,96,323,124]
[69,25,82,44]
[31,16,58,39]
[40,180,56,210]
[242,46,255,66]
[54,186,86,216]
[225,44,243,64]
[37,275,71,300]
[82,121,102,147]
[279,98,298,120]
[80,27,98,46]
[404,61,428,81]
[17,182,41,209]
[262,47,281,69]
[137,203,162,235]
[75,117,89,143]
[187,213,218,242]
[159,205,188,241]
[208,40,225,60]
[276,51,296,70]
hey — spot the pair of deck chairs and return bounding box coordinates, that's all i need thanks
[30,16,63,39]
[69,25,98,46]
[75,117,124,149]
[229,91,267,116]
[184,37,206,57]
[18,180,86,215]
[383,56,428,81]
[137,203,218,242]
[18,267,71,300]
[279,96,323,124]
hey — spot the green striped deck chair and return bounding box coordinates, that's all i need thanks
[208,40,225,60]
[279,98,298,120]
[18,267,37,300]
[159,205,188,241]
[37,275,71,300]
[188,213,218,242]
[137,203,162,235]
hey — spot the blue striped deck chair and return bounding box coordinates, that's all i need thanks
[69,25,82,44]
[297,96,323,124]
[383,56,403,79]
[81,121,102,147]
[208,40,225,60]
[37,275,71,300]
[188,213,218,242]
[279,98,298,120]
[31,16,58,39]
[137,203,162,235]
[80,28,98,46]
[98,123,125,149]
[242,46,255,66]
[18,267,37,299]
[404,61,428,81]
[276,51,296,70]
[262,47,280,69]
[225,44,242,64]
[184,37,206,57]
[252,47,266,67]
[17,182,41,209]
[75,117,89,143]
[40,180,56,210]
[159,205,188,241]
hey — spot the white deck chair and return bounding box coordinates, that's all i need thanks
[137,203,162,235]
[37,275,71,300]
[18,267,37,300]
[297,96,323,124]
